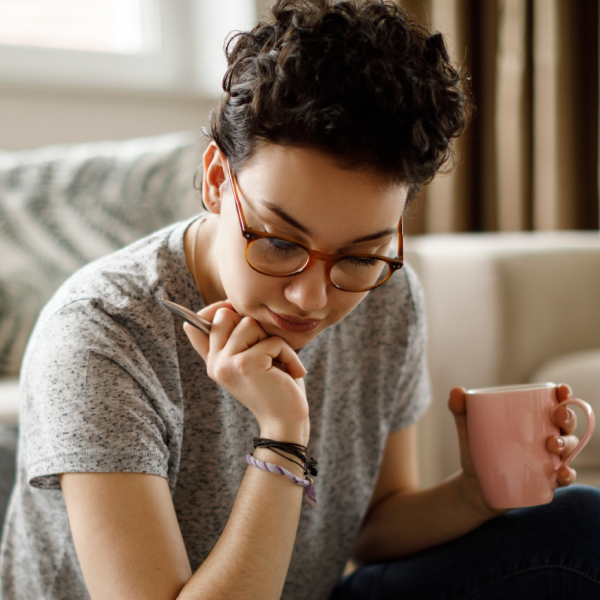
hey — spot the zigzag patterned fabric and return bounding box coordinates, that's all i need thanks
[0,132,202,377]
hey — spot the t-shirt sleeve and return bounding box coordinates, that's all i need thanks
[388,265,431,432]
[23,300,173,490]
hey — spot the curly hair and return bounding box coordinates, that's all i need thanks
[207,0,471,202]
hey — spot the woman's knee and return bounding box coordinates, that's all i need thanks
[552,484,600,517]
[521,484,600,546]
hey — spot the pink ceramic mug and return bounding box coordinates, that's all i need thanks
[465,382,595,509]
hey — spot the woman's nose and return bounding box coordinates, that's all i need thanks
[283,261,329,313]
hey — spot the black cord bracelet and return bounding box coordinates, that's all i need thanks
[253,437,318,478]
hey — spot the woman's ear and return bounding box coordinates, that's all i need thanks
[202,142,227,215]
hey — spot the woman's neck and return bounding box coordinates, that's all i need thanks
[184,215,225,305]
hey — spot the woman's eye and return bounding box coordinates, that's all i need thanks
[266,237,299,254]
[346,256,379,267]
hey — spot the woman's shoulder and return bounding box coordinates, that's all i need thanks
[20,218,199,378]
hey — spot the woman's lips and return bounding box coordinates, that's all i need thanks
[267,308,322,333]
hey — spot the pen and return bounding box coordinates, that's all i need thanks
[160,299,212,335]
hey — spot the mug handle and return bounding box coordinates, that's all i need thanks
[551,398,596,470]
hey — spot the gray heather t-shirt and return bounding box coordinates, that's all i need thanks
[0,217,430,600]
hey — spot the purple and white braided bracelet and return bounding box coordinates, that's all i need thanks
[246,454,317,508]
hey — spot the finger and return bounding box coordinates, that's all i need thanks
[184,321,210,361]
[184,302,239,360]
[556,465,577,487]
[209,307,245,354]
[197,300,236,324]
[556,383,572,401]
[546,434,580,457]
[447,387,473,472]
[222,316,269,356]
[552,404,578,435]
[294,376,306,394]
[447,387,467,416]
[245,337,307,380]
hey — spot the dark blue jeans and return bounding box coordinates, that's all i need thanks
[330,485,600,600]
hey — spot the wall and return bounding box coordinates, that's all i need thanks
[0,0,273,151]
[0,85,213,151]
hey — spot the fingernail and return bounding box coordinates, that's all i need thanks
[557,438,565,449]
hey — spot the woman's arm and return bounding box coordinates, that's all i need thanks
[352,386,579,564]
[61,437,306,600]
[350,424,494,563]
[61,301,311,600]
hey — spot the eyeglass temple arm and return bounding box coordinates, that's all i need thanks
[397,215,404,263]
[225,159,249,234]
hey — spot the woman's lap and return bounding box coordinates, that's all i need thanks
[330,485,600,600]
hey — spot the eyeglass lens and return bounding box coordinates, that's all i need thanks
[247,237,390,291]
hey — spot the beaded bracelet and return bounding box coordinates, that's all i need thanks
[246,453,317,508]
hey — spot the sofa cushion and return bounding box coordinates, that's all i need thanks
[0,423,17,527]
[0,132,201,377]
[529,349,600,469]
[0,379,19,424]
[498,249,600,385]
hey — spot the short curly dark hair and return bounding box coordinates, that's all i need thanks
[207,0,471,203]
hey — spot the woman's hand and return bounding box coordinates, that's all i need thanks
[547,383,579,486]
[447,387,500,518]
[184,300,310,445]
[448,384,579,518]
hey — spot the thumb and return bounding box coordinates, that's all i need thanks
[183,321,209,361]
[448,386,472,466]
[448,386,467,417]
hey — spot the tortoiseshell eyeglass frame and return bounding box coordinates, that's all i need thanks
[225,158,404,293]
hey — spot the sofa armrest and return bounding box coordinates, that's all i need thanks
[0,379,20,424]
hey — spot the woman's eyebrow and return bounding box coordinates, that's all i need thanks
[260,200,397,245]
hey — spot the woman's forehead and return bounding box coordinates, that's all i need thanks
[236,144,407,234]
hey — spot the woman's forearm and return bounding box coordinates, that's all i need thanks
[351,471,497,564]
[178,447,305,600]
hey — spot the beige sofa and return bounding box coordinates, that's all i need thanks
[407,233,600,489]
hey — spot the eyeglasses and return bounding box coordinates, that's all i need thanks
[225,159,404,293]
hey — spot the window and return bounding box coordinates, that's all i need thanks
[0,0,256,97]
[0,0,155,54]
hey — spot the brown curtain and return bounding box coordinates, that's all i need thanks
[399,0,599,234]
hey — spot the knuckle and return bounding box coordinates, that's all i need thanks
[213,307,227,322]
[238,316,257,333]
[210,359,232,383]
[206,363,219,381]
[232,353,253,377]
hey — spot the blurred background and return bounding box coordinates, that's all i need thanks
[0,0,257,150]
[0,0,598,234]
[402,0,599,235]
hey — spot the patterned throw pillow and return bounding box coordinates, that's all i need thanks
[0,132,202,377]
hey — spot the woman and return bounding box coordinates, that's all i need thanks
[2,1,598,599]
